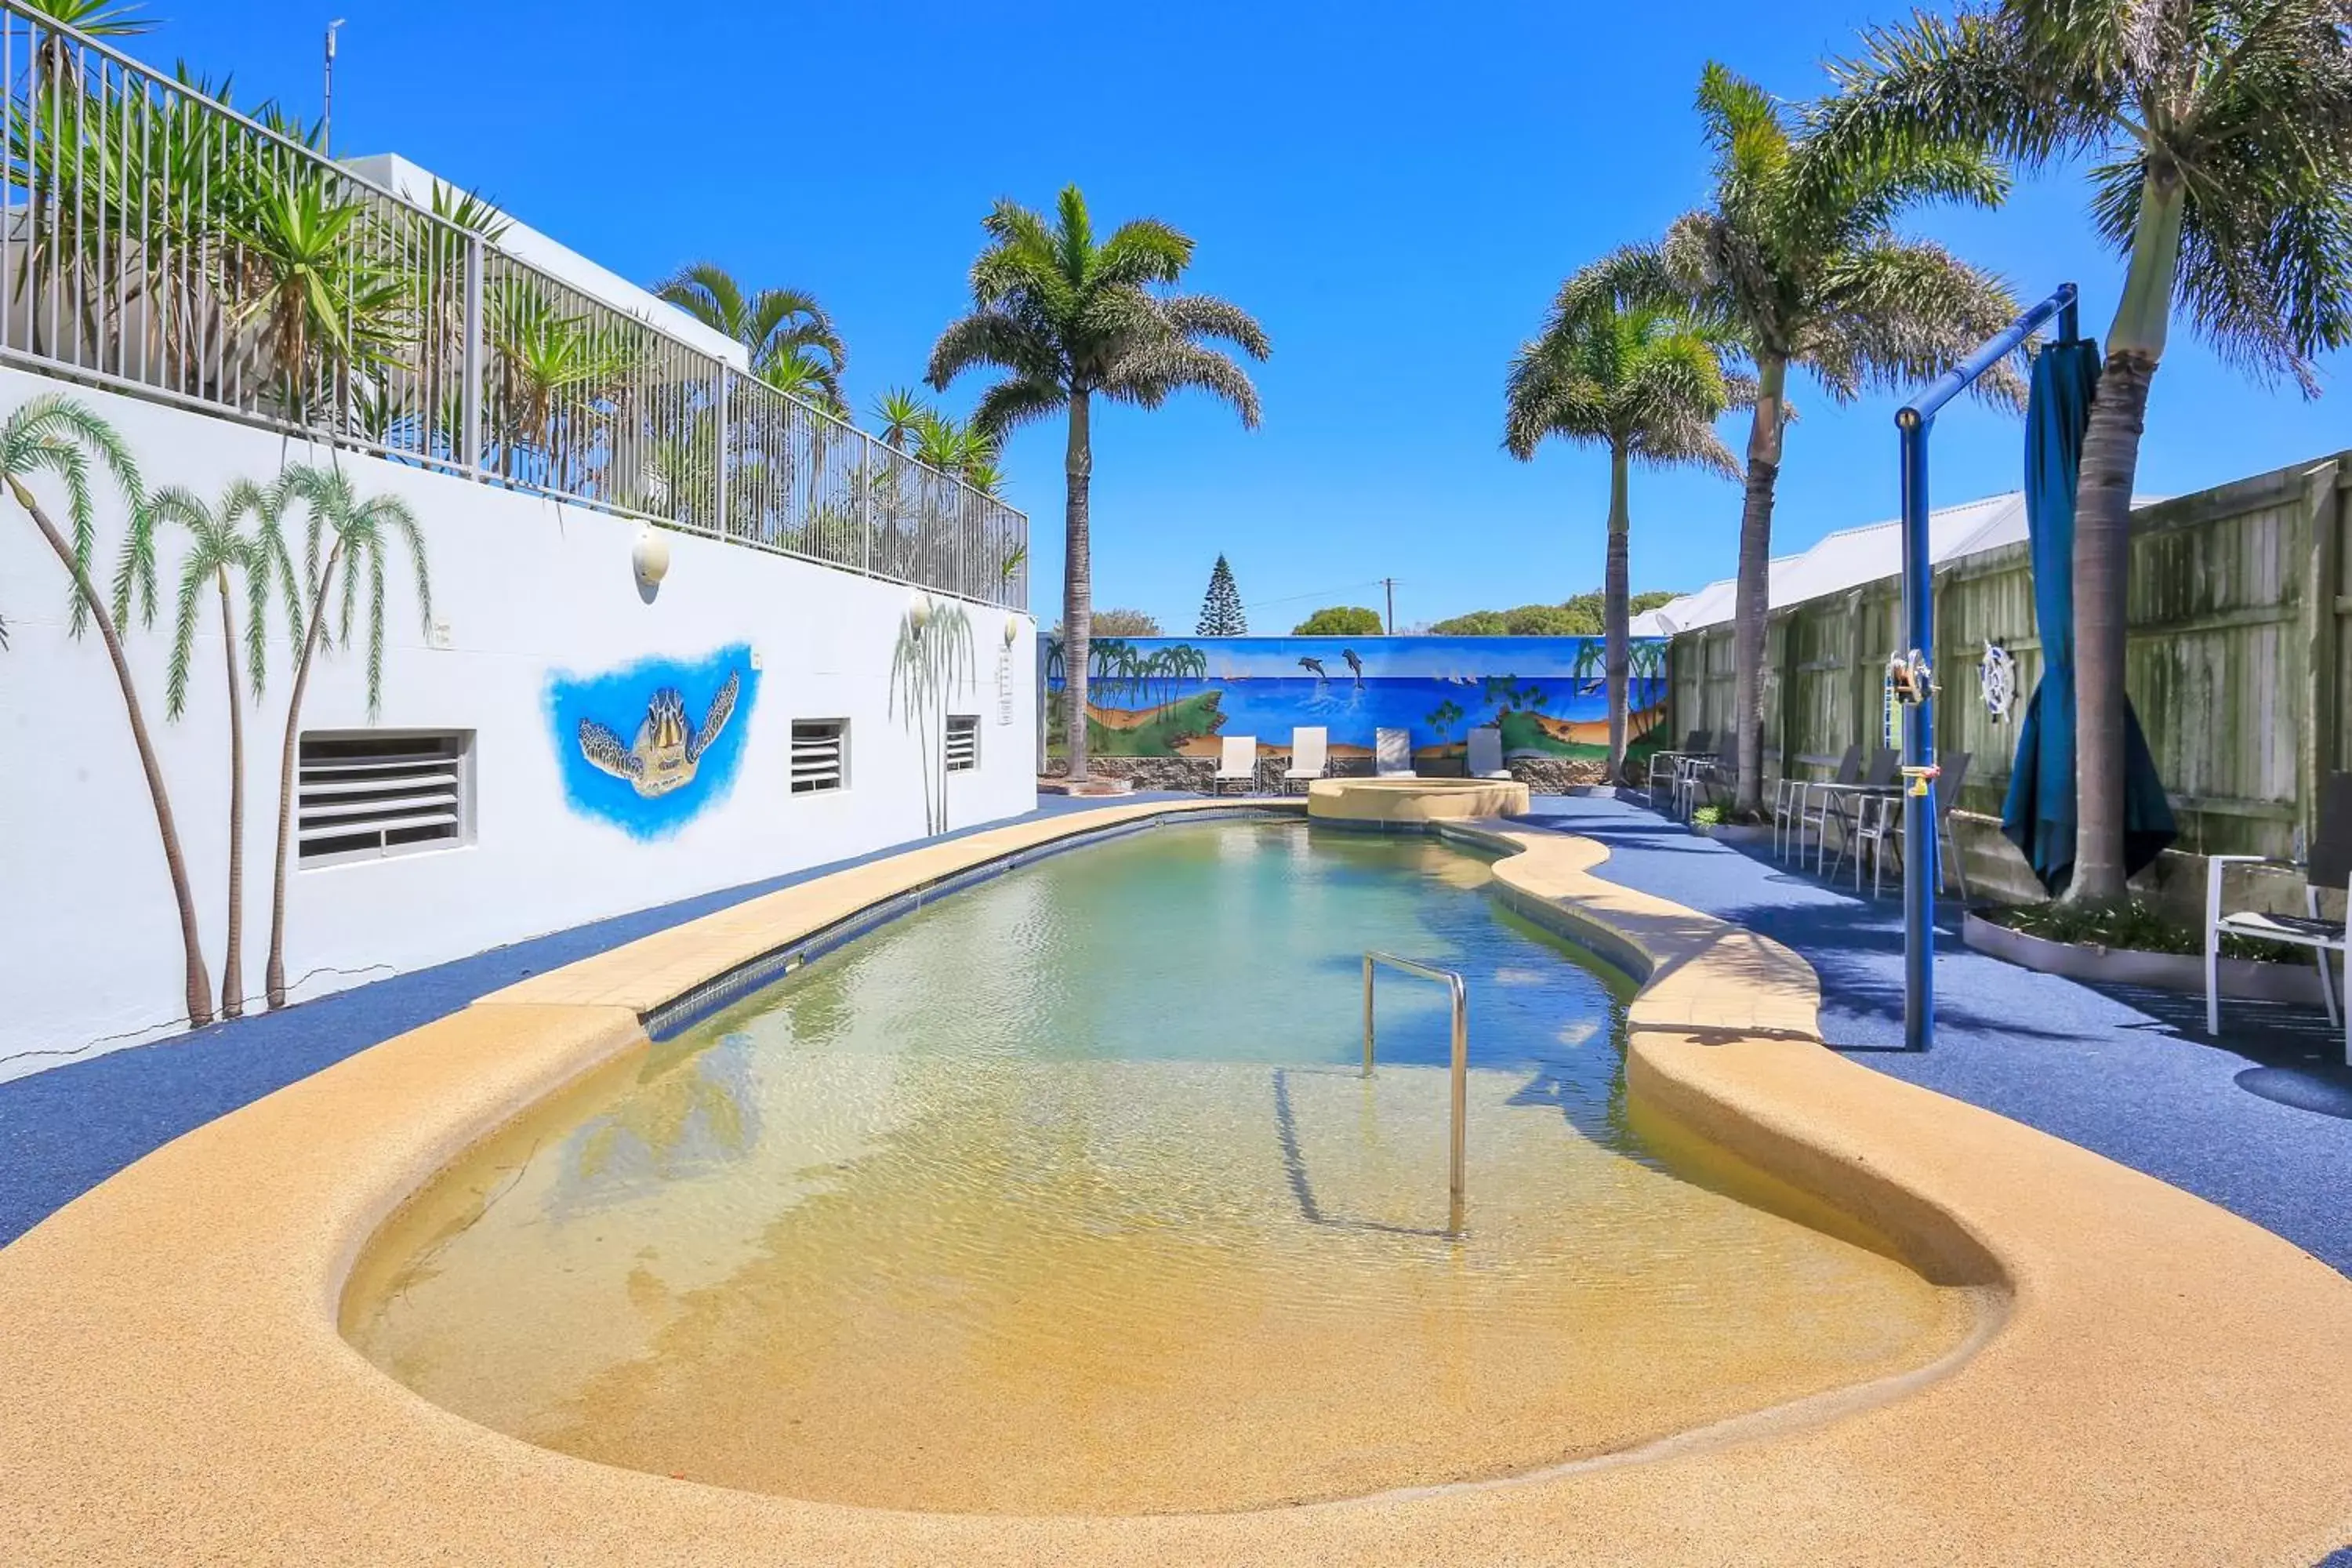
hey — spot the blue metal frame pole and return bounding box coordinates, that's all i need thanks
[1893,281,2078,1054]
[1896,413,1936,1053]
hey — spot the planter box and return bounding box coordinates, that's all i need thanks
[1692,821,1773,846]
[1961,912,2332,1005]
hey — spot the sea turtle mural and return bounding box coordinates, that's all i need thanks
[578,672,741,798]
[545,644,761,840]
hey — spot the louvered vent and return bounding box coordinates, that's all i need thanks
[945,715,978,772]
[791,719,848,793]
[297,731,470,864]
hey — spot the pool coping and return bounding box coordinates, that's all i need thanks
[2,800,2350,1564]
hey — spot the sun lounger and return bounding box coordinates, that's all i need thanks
[1210,734,1257,795]
[1375,728,1415,778]
[1283,727,1329,791]
[1466,726,1510,779]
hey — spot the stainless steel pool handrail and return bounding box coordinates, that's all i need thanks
[1361,951,1468,1235]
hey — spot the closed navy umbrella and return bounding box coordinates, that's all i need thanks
[2001,337,2176,893]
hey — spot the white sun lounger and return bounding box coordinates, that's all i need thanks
[1375,727,1416,778]
[1210,734,1257,795]
[1466,725,1510,779]
[1284,727,1329,791]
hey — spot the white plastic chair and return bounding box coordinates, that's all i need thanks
[1283,727,1329,791]
[1466,726,1510,779]
[1375,728,1415,777]
[2206,772,2350,1064]
[1210,734,1257,796]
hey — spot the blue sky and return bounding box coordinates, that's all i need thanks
[165,1,2347,632]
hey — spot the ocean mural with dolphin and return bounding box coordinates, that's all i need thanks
[546,644,762,840]
[1043,634,1667,764]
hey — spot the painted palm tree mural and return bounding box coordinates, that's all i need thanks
[1,394,215,1027]
[264,464,433,1009]
[892,597,978,836]
[1044,636,1668,765]
[152,478,303,1019]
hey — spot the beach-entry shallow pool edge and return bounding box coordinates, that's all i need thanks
[337,811,1985,1514]
[4,797,2351,1563]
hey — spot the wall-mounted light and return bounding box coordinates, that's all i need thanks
[908,593,934,638]
[632,527,671,601]
[1002,618,1018,648]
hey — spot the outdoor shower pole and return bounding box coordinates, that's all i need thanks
[1893,281,2079,1052]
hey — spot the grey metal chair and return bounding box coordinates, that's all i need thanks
[1819,747,1900,880]
[2206,772,2350,1065]
[1778,745,1860,862]
[1855,750,1972,898]
[1646,730,1709,808]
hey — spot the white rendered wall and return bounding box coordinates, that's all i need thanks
[0,368,1035,1077]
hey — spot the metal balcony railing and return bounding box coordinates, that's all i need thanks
[0,1,1027,610]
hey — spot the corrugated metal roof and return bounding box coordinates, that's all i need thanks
[1648,492,2031,633]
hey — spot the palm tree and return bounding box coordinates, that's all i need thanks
[653,263,848,412]
[1817,3,2352,904]
[872,387,930,451]
[1505,281,1742,781]
[2,394,214,1027]
[151,480,302,1019]
[1588,64,2024,814]
[263,464,430,1010]
[927,184,1269,785]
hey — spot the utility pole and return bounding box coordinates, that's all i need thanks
[323,20,346,155]
[1381,577,1397,634]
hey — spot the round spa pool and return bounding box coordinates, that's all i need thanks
[342,816,1975,1514]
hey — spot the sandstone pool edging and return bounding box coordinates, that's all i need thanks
[0,803,2348,1565]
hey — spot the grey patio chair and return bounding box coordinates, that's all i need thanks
[1375,727,1416,778]
[2206,771,2350,1065]
[1820,747,1900,880]
[1777,745,1860,862]
[1854,750,1972,898]
[1646,731,1708,808]
[1673,743,1737,822]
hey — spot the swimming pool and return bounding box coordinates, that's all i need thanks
[343,816,1975,1514]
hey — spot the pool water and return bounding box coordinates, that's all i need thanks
[343,818,1976,1513]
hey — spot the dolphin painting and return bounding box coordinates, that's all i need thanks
[1340,648,1364,688]
[1298,655,1328,682]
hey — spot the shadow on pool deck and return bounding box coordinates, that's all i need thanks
[1515,794,2352,1284]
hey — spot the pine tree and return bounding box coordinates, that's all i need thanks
[1196,554,1246,636]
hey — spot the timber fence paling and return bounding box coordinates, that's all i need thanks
[1664,449,2352,877]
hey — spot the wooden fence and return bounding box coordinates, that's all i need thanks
[1667,449,2350,902]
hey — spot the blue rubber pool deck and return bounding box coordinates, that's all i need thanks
[1516,793,2352,1282]
[0,791,1201,1249]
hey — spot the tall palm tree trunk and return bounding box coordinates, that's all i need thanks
[2066,355,2151,904]
[266,543,343,1009]
[1062,389,1094,786]
[11,475,215,1029]
[2067,175,2180,906]
[1603,445,1632,783]
[1730,356,1787,816]
[217,572,248,1018]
